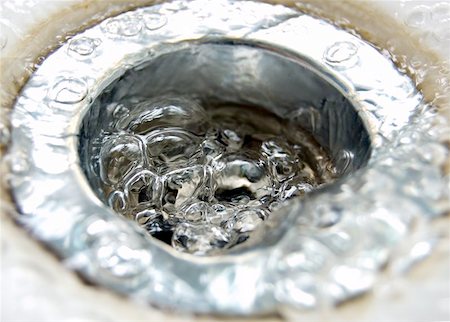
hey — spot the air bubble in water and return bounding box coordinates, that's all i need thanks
[145,129,202,171]
[95,98,336,255]
[226,208,268,234]
[324,41,359,68]
[99,134,144,185]
[143,13,168,30]
[102,14,142,36]
[124,169,160,208]
[172,222,230,255]
[49,78,88,104]
[162,166,207,212]
[127,97,208,135]
[68,37,101,56]
[107,190,127,213]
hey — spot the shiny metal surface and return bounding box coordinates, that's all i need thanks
[8,0,446,316]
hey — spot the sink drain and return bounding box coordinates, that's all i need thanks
[8,0,447,315]
[78,43,370,256]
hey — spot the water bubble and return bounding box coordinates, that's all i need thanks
[218,129,243,152]
[146,129,202,171]
[107,190,127,213]
[182,201,212,223]
[135,208,169,235]
[102,14,142,37]
[68,37,101,56]
[213,152,272,203]
[201,137,225,163]
[162,166,206,212]
[143,13,168,30]
[49,78,88,104]
[207,203,233,226]
[99,134,144,185]
[226,208,267,234]
[279,179,314,201]
[405,5,431,28]
[93,237,151,280]
[79,219,151,284]
[262,139,297,182]
[324,41,359,68]
[431,2,450,23]
[93,101,335,254]
[124,170,160,208]
[128,97,208,135]
[172,222,229,255]
[102,19,121,34]
[119,15,143,37]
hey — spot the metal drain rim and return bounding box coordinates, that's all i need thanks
[9,0,431,315]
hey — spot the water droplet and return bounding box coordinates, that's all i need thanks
[172,222,229,255]
[324,41,359,68]
[119,15,143,37]
[49,78,88,104]
[405,5,431,28]
[102,19,121,34]
[102,14,142,37]
[68,37,101,56]
[143,13,168,30]
[94,238,151,280]
[431,2,450,23]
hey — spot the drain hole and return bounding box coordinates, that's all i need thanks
[215,187,254,203]
[79,43,371,255]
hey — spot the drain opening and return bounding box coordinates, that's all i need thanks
[79,43,371,255]
[10,0,439,314]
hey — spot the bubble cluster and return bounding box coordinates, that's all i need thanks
[94,97,335,255]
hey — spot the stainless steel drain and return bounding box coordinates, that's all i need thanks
[8,0,447,315]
